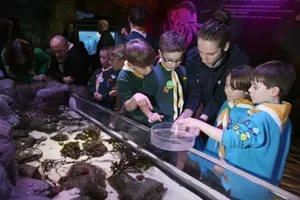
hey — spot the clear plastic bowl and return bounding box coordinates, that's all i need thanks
[151,122,195,151]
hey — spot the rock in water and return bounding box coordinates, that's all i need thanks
[0,95,20,126]
[29,118,57,133]
[82,140,108,157]
[16,147,43,164]
[108,173,166,200]
[18,164,43,179]
[14,136,37,151]
[12,129,30,139]
[0,119,17,186]
[59,162,107,200]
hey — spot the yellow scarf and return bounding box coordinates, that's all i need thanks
[123,60,144,78]
[160,60,184,120]
[218,98,254,158]
[248,101,291,133]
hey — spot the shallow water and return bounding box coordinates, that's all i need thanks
[15,106,202,200]
[151,128,195,151]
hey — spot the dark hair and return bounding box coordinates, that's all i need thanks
[4,39,34,74]
[99,46,111,54]
[111,44,125,60]
[252,60,296,98]
[198,7,231,47]
[62,23,79,44]
[128,5,148,26]
[228,65,253,91]
[159,31,187,53]
[125,38,156,68]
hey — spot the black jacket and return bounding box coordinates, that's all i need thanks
[48,45,90,85]
[125,31,158,52]
[185,44,249,122]
[96,30,115,55]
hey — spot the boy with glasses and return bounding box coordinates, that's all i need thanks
[140,31,188,123]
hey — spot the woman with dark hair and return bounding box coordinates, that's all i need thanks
[178,8,249,149]
[1,39,50,83]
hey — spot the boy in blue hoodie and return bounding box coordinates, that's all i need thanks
[178,61,296,200]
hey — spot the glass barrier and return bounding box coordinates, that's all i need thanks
[69,94,300,200]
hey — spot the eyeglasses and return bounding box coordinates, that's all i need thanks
[161,53,182,65]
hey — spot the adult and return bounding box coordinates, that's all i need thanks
[96,20,115,56]
[34,35,90,108]
[122,5,158,52]
[1,39,49,83]
[48,35,90,86]
[62,23,80,45]
[179,8,249,125]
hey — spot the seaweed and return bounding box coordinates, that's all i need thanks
[82,140,108,157]
[60,142,81,160]
[74,133,89,140]
[75,127,101,141]
[82,127,100,140]
[50,133,69,141]
[108,139,153,175]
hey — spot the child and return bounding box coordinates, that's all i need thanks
[108,44,125,106]
[117,38,156,125]
[141,30,188,123]
[188,65,254,190]
[87,47,118,109]
[178,61,296,200]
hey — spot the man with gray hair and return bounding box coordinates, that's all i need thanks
[33,35,90,108]
[48,35,90,86]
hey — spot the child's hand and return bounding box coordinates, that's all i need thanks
[177,118,200,129]
[176,118,201,137]
[173,118,200,137]
[133,93,153,110]
[213,165,225,176]
[148,113,164,123]
[94,92,102,101]
[109,90,117,97]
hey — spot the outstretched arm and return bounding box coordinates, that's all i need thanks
[177,118,222,141]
